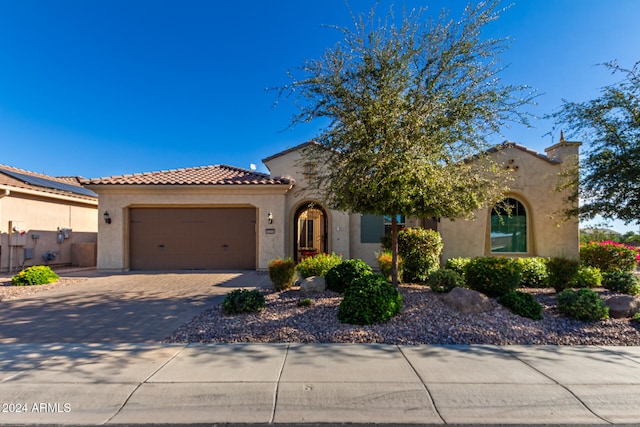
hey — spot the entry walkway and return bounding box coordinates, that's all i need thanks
[1,343,639,425]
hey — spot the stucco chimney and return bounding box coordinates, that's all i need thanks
[544,132,581,163]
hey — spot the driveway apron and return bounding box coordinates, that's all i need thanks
[0,271,270,343]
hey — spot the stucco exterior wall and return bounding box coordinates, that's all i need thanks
[0,191,98,272]
[93,185,291,271]
[90,140,579,272]
[348,214,380,267]
[440,142,580,262]
[264,147,351,260]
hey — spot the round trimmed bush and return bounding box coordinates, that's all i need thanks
[222,289,265,314]
[517,257,549,288]
[296,252,342,278]
[268,257,297,291]
[428,268,464,293]
[602,271,640,295]
[465,257,522,297]
[498,291,543,320]
[337,274,402,325]
[11,265,59,286]
[547,257,581,293]
[398,228,443,282]
[557,288,609,321]
[570,266,602,288]
[385,228,443,282]
[444,257,471,281]
[325,259,373,293]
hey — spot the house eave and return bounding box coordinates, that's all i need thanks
[0,184,98,206]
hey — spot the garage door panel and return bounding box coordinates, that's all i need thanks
[129,208,256,270]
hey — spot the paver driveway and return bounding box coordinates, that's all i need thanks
[0,271,271,343]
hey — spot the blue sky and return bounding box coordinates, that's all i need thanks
[1,1,639,231]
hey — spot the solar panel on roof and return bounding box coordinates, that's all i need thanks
[0,168,97,197]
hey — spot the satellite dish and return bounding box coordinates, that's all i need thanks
[250,163,257,171]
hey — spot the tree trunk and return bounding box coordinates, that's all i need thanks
[391,215,399,286]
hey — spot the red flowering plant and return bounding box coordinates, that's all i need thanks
[580,241,640,272]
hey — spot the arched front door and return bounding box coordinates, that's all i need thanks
[294,204,327,262]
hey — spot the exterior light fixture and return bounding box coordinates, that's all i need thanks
[103,211,112,224]
[267,211,273,224]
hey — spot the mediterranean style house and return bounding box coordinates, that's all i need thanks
[0,165,98,273]
[83,138,580,272]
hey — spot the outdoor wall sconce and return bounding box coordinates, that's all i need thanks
[267,211,273,224]
[103,211,112,224]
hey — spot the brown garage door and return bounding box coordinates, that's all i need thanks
[129,208,256,270]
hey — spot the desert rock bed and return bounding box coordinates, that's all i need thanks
[0,277,82,301]
[164,284,640,345]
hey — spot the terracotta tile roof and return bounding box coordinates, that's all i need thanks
[262,141,321,163]
[471,142,562,165]
[0,164,97,199]
[264,140,561,166]
[81,164,294,186]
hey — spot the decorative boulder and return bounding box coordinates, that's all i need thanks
[300,276,326,293]
[605,295,640,319]
[442,287,493,314]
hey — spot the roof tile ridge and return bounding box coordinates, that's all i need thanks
[0,164,60,180]
[218,164,271,176]
[130,164,220,176]
[262,140,321,163]
[0,165,92,189]
[497,140,560,164]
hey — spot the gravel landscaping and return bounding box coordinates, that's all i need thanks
[4,275,639,345]
[0,277,82,301]
[164,284,640,345]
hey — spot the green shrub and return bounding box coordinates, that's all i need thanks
[517,258,549,288]
[384,228,443,283]
[222,289,265,314]
[444,257,471,280]
[11,265,59,286]
[337,274,402,325]
[498,291,543,320]
[297,298,312,307]
[465,257,522,297]
[325,259,373,293]
[633,312,640,324]
[602,271,640,295]
[570,266,602,288]
[557,288,609,321]
[547,257,581,293]
[296,252,342,278]
[375,250,403,283]
[428,268,464,293]
[268,258,297,291]
[580,241,639,272]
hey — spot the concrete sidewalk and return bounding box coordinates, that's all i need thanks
[1,344,639,425]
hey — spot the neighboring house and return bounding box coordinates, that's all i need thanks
[83,137,580,272]
[0,165,98,273]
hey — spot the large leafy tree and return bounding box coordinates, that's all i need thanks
[281,2,533,285]
[551,60,640,225]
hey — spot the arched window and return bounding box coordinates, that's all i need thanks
[490,198,527,253]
